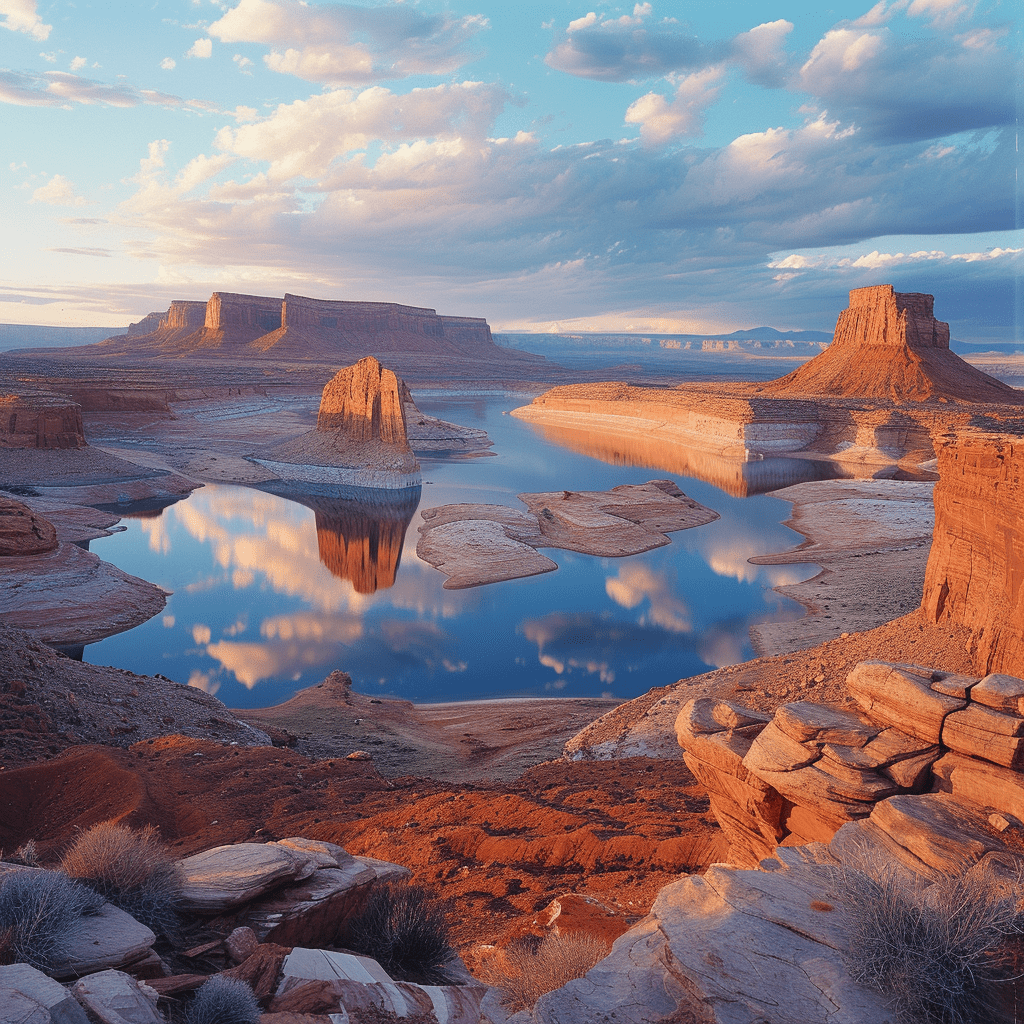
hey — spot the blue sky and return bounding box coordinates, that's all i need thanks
[0,0,1020,340]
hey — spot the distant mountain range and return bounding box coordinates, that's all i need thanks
[0,324,123,350]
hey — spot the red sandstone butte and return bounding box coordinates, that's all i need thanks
[922,429,1024,677]
[760,284,1023,404]
[316,356,410,446]
[0,392,86,449]
[0,497,58,556]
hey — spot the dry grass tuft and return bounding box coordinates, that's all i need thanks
[481,931,611,1012]
[831,862,1024,1024]
[60,821,184,938]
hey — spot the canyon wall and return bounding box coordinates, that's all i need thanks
[921,430,1024,677]
[0,393,86,449]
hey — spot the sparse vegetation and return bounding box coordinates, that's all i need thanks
[59,821,184,939]
[184,975,261,1024]
[483,930,611,1012]
[0,868,104,971]
[831,863,1023,1024]
[345,882,456,984]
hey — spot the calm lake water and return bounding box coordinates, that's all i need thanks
[85,393,817,708]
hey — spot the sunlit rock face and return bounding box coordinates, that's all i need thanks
[317,356,410,446]
[922,429,1024,677]
[0,392,86,449]
[0,497,58,555]
[761,284,1024,404]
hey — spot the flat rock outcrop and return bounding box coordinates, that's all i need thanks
[417,480,719,588]
[254,357,420,489]
[921,428,1024,677]
[0,392,86,450]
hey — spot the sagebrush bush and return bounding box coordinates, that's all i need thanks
[59,821,184,939]
[345,882,456,984]
[485,931,610,1012]
[831,863,1023,1024]
[184,975,261,1024]
[0,869,104,971]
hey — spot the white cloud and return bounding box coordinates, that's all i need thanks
[906,0,975,27]
[215,81,513,182]
[605,564,692,633]
[208,0,485,84]
[731,20,793,87]
[625,66,724,145]
[30,174,87,206]
[69,56,87,71]
[567,12,597,33]
[192,623,212,644]
[233,54,253,73]
[161,57,176,70]
[0,0,51,41]
[187,38,213,59]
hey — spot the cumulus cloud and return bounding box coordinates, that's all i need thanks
[208,0,486,84]
[30,174,87,205]
[0,0,51,40]
[214,81,515,182]
[798,15,1015,141]
[547,7,725,82]
[731,20,793,87]
[625,66,724,145]
[187,38,213,59]
[161,57,176,70]
[605,564,692,632]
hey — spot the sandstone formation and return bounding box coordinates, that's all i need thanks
[675,658,1024,866]
[0,496,58,555]
[0,392,85,449]
[254,356,421,489]
[921,427,1024,677]
[417,480,719,588]
[512,285,1024,481]
[760,285,1023,404]
[97,291,507,364]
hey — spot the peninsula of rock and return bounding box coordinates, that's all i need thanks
[512,285,1024,489]
[253,356,421,490]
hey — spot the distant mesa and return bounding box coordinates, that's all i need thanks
[756,284,1021,404]
[254,356,420,491]
[95,290,508,363]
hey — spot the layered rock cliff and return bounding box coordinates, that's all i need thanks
[0,392,86,449]
[255,356,420,488]
[760,284,1023,404]
[921,429,1024,676]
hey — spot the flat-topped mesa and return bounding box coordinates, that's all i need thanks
[759,283,1023,404]
[317,356,410,446]
[0,392,86,449]
[107,290,501,362]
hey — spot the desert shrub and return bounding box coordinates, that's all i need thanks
[184,975,261,1024]
[345,882,456,984]
[831,863,1023,1024]
[0,869,104,971]
[485,931,610,1012]
[59,821,184,938]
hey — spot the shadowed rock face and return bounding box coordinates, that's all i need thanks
[0,497,58,555]
[0,392,86,449]
[922,430,1024,677]
[761,284,1023,404]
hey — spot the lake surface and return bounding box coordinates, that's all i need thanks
[85,393,817,708]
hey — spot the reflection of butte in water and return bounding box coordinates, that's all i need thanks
[523,421,847,498]
[266,487,421,594]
